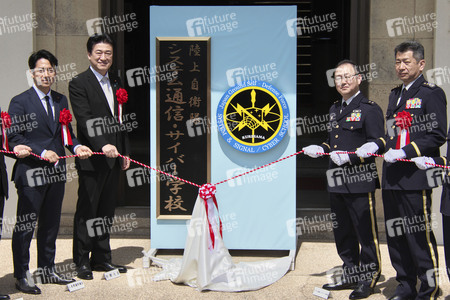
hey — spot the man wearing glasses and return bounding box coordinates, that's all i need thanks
[303,60,384,299]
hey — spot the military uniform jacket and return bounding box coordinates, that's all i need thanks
[320,92,384,193]
[374,75,447,190]
[430,127,450,215]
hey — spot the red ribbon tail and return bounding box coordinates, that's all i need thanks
[203,198,215,249]
[211,195,223,238]
[67,127,73,146]
[61,125,73,146]
[2,127,8,151]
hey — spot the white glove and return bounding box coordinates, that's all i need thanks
[330,151,350,166]
[302,145,324,158]
[384,149,406,163]
[355,142,379,158]
[411,156,435,170]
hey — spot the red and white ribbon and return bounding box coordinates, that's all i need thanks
[0,112,11,151]
[199,183,223,250]
[395,111,412,149]
[116,88,128,125]
[59,108,73,146]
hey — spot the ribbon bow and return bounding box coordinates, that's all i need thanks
[395,111,412,149]
[1,112,11,151]
[59,108,73,146]
[199,183,223,250]
[116,88,128,124]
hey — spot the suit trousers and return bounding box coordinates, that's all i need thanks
[12,182,65,279]
[443,214,450,280]
[329,192,381,288]
[73,159,121,266]
[382,189,439,299]
[0,196,4,240]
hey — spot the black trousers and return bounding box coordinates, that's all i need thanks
[73,161,120,266]
[382,189,439,299]
[329,192,381,288]
[12,182,65,279]
[0,195,4,240]
[443,214,450,280]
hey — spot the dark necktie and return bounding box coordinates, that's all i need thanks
[397,88,406,106]
[340,101,347,113]
[44,95,54,121]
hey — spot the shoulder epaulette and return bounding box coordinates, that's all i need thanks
[423,81,437,88]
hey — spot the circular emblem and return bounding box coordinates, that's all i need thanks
[217,80,289,153]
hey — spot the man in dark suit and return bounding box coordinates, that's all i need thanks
[8,50,92,295]
[69,34,130,280]
[303,60,384,299]
[0,119,32,300]
[357,41,447,300]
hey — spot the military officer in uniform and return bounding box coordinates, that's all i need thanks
[357,41,446,300]
[412,134,450,284]
[303,60,384,299]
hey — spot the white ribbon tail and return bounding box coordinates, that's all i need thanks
[400,129,407,148]
[119,104,123,124]
[62,124,69,146]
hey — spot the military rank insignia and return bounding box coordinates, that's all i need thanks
[346,112,361,122]
[217,80,290,153]
[405,98,422,109]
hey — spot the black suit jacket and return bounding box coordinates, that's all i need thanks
[374,75,447,190]
[7,88,80,187]
[320,92,384,193]
[68,68,130,171]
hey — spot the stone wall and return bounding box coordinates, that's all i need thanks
[34,0,100,213]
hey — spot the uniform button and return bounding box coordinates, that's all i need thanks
[393,114,397,117]
[336,125,339,128]
[411,113,414,116]
[350,126,353,130]
[392,125,395,129]
[335,135,338,138]
[390,136,394,140]
[334,145,337,149]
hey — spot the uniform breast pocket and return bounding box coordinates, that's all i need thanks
[342,121,363,132]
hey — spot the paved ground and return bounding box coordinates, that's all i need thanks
[0,238,449,299]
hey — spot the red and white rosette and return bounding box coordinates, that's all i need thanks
[1,112,11,151]
[395,111,412,149]
[59,108,73,146]
[116,88,128,124]
[198,183,223,250]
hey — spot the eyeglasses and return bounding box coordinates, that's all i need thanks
[334,74,357,83]
[33,68,56,74]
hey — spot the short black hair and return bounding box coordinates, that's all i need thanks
[394,40,424,61]
[28,49,58,69]
[335,59,359,74]
[87,33,115,53]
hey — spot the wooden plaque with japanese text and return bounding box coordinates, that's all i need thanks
[156,37,211,219]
